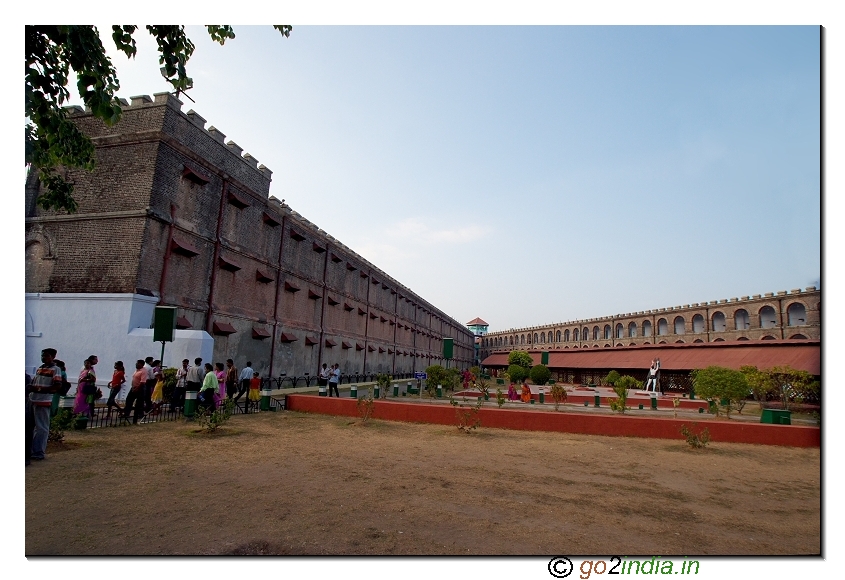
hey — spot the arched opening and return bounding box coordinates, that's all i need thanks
[712,312,726,332]
[658,340,667,344]
[713,337,725,342]
[540,332,545,343]
[642,320,652,337]
[736,336,750,341]
[759,306,777,329]
[603,325,611,340]
[616,343,623,347]
[582,328,589,341]
[735,309,750,330]
[675,339,685,344]
[615,324,623,339]
[573,328,579,341]
[692,314,705,333]
[604,344,611,348]
[786,303,806,326]
[761,335,776,340]
[628,322,637,337]
[789,334,807,339]
[564,329,570,342]
[657,318,668,336]
[674,316,685,335]
[556,330,561,342]
[693,339,704,343]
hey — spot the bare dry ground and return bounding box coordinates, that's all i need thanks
[25,409,820,556]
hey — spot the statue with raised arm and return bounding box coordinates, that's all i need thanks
[645,358,661,393]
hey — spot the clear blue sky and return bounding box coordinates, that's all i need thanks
[73,24,821,332]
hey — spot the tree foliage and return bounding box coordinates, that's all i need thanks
[25,25,291,212]
[529,364,551,386]
[507,364,528,384]
[507,350,533,370]
[604,370,621,386]
[691,366,749,419]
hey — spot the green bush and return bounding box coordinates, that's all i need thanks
[604,370,621,386]
[507,364,528,384]
[529,364,551,386]
[196,398,235,432]
[49,409,77,442]
[162,367,177,402]
[691,366,749,419]
[608,375,637,413]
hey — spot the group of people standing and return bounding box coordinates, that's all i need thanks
[171,357,261,416]
[318,363,341,397]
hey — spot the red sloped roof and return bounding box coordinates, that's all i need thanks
[466,317,489,326]
[481,340,819,375]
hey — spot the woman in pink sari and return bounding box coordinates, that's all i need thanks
[214,362,226,405]
[507,382,519,402]
[73,356,98,417]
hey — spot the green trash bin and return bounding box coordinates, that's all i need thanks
[650,395,658,410]
[350,384,358,398]
[374,386,380,399]
[539,391,545,404]
[594,395,600,408]
[260,388,271,411]
[436,384,442,398]
[761,409,791,425]
[184,389,197,417]
[393,384,399,397]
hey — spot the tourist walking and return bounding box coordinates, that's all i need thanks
[150,368,164,414]
[328,363,340,397]
[507,382,519,402]
[186,357,204,392]
[214,362,226,405]
[234,361,254,404]
[143,357,156,412]
[172,359,190,413]
[225,359,238,399]
[74,355,99,418]
[199,363,218,412]
[248,372,261,403]
[318,363,330,389]
[123,360,147,423]
[29,348,64,461]
[106,361,126,416]
[521,380,532,403]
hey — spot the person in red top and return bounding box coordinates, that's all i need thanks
[106,361,126,417]
[122,360,148,424]
[29,348,64,461]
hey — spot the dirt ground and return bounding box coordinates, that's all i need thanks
[25,408,820,556]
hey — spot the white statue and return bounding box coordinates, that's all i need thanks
[645,358,661,393]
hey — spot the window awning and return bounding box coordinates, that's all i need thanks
[290,229,305,241]
[175,316,192,329]
[212,321,237,335]
[312,242,326,253]
[356,343,365,351]
[218,254,241,272]
[262,211,281,227]
[279,333,298,343]
[284,281,301,293]
[305,336,318,346]
[252,326,271,339]
[171,236,200,257]
[256,269,274,283]
[325,339,337,347]
[182,166,210,185]
[308,289,322,300]
[227,189,250,209]
[342,341,352,349]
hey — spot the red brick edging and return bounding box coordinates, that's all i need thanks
[284,395,820,447]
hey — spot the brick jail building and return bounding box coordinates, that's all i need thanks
[25,92,474,379]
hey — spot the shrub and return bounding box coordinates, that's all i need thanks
[425,365,449,395]
[449,395,482,432]
[195,398,234,432]
[162,367,177,403]
[49,409,77,442]
[680,424,711,449]
[604,370,621,386]
[507,364,528,384]
[356,395,375,423]
[476,378,491,400]
[691,366,749,419]
[550,384,567,411]
[376,373,391,399]
[495,388,506,408]
[608,375,637,413]
[529,364,551,386]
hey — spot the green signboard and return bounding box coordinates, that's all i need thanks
[153,306,177,342]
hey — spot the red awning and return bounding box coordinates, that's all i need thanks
[252,326,271,339]
[481,340,820,375]
[212,321,237,335]
[175,316,192,329]
[171,235,200,257]
[279,333,298,342]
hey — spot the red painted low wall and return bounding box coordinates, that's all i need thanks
[285,395,820,447]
